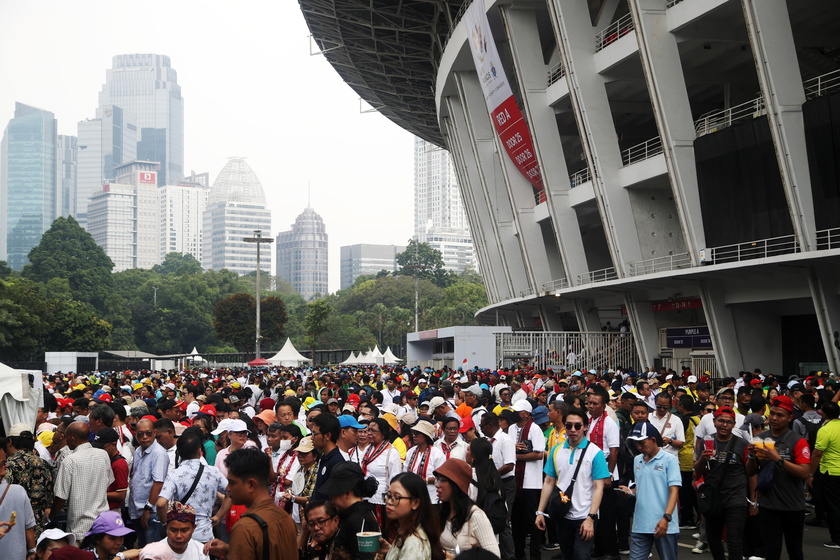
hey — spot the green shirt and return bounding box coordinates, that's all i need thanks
[816,418,840,475]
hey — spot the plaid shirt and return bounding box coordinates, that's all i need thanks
[54,443,114,540]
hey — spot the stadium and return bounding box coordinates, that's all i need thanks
[299,0,840,377]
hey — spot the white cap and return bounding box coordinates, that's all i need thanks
[37,528,76,548]
[428,396,447,410]
[687,375,698,383]
[512,400,532,413]
[211,418,248,436]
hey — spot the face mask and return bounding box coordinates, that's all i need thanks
[279,440,292,452]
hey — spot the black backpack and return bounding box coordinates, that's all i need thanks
[479,490,508,534]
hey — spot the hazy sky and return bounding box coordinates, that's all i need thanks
[0,0,416,292]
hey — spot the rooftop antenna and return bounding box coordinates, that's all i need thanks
[308,181,311,207]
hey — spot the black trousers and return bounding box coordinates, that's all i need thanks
[557,517,597,560]
[615,490,635,551]
[759,508,805,560]
[679,470,697,525]
[593,480,618,557]
[822,472,840,544]
[706,505,747,560]
[512,488,542,560]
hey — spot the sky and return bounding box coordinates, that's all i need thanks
[0,0,417,293]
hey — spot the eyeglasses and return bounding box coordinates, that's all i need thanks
[383,492,410,504]
[434,476,450,484]
[135,431,154,437]
[307,516,336,529]
[564,422,584,430]
[715,419,735,425]
[703,408,715,413]
[656,405,670,410]
[310,431,322,437]
[444,426,459,432]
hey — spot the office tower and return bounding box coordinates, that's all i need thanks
[76,105,138,226]
[340,243,405,289]
[159,179,210,262]
[97,54,184,187]
[276,207,328,300]
[202,158,272,275]
[413,136,474,272]
[57,135,77,218]
[302,0,840,375]
[0,103,58,270]
[88,161,160,271]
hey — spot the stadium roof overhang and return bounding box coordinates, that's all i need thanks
[298,0,464,147]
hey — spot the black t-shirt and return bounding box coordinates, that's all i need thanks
[312,447,346,501]
[706,436,749,509]
[332,500,380,560]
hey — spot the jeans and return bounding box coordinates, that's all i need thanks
[822,473,840,544]
[499,477,516,560]
[629,532,679,560]
[706,505,747,560]
[132,514,163,548]
[758,508,805,560]
[512,488,542,560]
[556,517,596,560]
[679,470,697,525]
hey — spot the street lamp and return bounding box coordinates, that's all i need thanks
[243,230,274,361]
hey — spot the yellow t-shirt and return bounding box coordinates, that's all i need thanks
[493,404,511,415]
[816,418,840,476]
[392,435,407,461]
[547,426,567,451]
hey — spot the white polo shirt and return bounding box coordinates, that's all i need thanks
[649,412,685,457]
[512,421,546,489]
[543,438,610,520]
[489,429,516,479]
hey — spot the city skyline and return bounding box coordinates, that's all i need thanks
[0,0,415,292]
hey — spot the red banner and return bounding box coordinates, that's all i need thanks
[491,96,543,191]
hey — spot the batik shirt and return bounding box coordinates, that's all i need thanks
[5,449,53,535]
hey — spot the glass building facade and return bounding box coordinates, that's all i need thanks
[276,207,329,301]
[1,103,58,270]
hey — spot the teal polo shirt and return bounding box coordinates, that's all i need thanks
[631,448,681,534]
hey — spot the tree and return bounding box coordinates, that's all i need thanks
[260,296,288,347]
[23,216,114,313]
[0,277,50,361]
[395,240,455,288]
[46,300,112,351]
[0,261,12,279]
[214,293,256,351]
[152,253,203,276]
[304,299,332,362]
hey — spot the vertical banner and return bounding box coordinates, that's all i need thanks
[463,1,544,194]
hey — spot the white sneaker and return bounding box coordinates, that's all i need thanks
[747,557,766,560]
[692,533,700,539]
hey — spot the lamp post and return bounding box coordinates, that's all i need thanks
[243,230,273,361]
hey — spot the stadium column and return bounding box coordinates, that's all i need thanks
[623,292,660,372]
[741,0,816,251]
[697,280,744,378]
[807,264,840,375]
[441,98,512,306]
[498,4,590,287]
[628,0,707,262]
[452,71,530,301]
[549,0,646,277]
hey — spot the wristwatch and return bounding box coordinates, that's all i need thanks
[777,458,785,467]
[662,513,672,522]
[587,513,598,521]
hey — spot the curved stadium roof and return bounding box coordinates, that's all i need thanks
[299,0,463,147]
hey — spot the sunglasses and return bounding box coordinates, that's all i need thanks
[564,422,584,430]
[135,430,154,437]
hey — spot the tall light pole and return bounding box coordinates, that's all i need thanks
[244,230,273,360]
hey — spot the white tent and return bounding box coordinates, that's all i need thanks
[340,352,358,365]
[382,347,403,364]
[267,338,312,367]
[187,347,203,362]
[0,362,41,434]
[372,345,383,359]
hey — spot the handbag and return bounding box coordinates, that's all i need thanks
[547,442,590,520]
[696,437,734,516]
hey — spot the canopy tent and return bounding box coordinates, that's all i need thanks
[382,347,403,364]
[340,351,359,365]
[187,347,204,362]
[267,338,312,367]
[0,362,41,434]
[372,345,383,359]
[248,358,271,366]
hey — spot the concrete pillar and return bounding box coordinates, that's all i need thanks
[741,0,816,250]
[808,264,840,374]
[698,279,744,377]
[623,291,660,369]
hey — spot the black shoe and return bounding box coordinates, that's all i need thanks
[542,543,560,551]
[806,518,828,527]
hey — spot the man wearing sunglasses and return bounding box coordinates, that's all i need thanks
[649,393,685,458]
[129,417,170,547]
[536,408,609,560]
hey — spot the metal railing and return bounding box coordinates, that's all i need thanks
[496,330,640,372]
[694,96,766,136]
[621,136,663,166]
[804,68,840,100]
[595,13,635,52]
[535,189,547,205]
[627,252,692,276]
[520,287,535,298]
[569,168,591,188]
[577,267,619,285]
[666,0,686,7]
[816,227,840,250]
[703,234,799,264]
[443,1,472,51]
[547,61,566,86]
[542,278,570,292]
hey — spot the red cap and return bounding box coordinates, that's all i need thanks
[176,401,187,412]
[750,379,762,387]
[197,405,217,417]
[141,415,158,423]
[347,394,361,403]
[459,415,475,433]
[770,395,795,413]
[713,406,736,419]
[259,398,276,411]
[97,394,113,403]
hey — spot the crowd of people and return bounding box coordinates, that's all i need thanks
[0,364,838,560]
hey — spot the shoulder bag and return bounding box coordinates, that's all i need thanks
[547,442,590,520]
[696,437,734,516]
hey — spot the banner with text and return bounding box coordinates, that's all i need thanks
[464,1,543,193]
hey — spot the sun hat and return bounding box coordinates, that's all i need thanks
[433,458,473,495]
[532,405,550,424]
[410,420,437,441]
[7,423,32,437]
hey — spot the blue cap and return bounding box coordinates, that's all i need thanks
[338,414,365,429]
[627,421,662,445]
[532,405,550,424]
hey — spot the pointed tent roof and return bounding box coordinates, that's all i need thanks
[267,338,312,367]
[187,347,203,362]
[382,347,403,364]
[372,345,383,358]
[340,351,358,365]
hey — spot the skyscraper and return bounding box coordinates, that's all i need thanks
[88,161,160,271]
[76,105,137,226]
[202,158,272,275]
[56,135,77,219]
[340,243,405,289]
[159,179,210,262]
[0,103,58,270]
[276,207,328,300]
[97,54,184,187]
[413,136,474,272]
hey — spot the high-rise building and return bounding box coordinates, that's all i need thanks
[97,54,184,187]
[0,103,58,270]
[413,136,474,272]
[159,180,210,262]
[276,207,328,300]
[88,161,160,271]
[76,105,138,226]
[340,243,405,289]
[202,158,271,275]
[56,135,77,218]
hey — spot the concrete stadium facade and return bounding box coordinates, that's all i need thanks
[300,0,840,377]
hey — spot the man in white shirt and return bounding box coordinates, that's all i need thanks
[480,412,516,560]
[586,389,621,560]
[648,393,685,457]
[511,400,546,560]
[434,417,467,461]
[380,377,401,406]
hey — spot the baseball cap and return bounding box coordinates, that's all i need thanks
[37,528,77,549]
[687,375,698,383]
[296,436,315,453]
[428,396,447,410]
[196,404,217,417]
[459,415,475,433]
[7,423,32,437]
[211,418,248,436]
[696,382,711,391]
[770,395,795,413]
[338,415,365,429]
[464,384,483,397]
[627,421,662,444]
[85,510,134,537]
[92,428,119,449]
[512,400,532,413]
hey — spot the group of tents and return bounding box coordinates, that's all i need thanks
[339,345,403,366]
[244,338,403,368]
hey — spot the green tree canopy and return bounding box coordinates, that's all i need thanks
[213,293,288,352]
[304,299,333,360]
[23,216,114,313]
[152,253,203,276]
[395,240,455,288]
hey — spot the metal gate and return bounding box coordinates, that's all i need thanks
[496,331,640,372]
